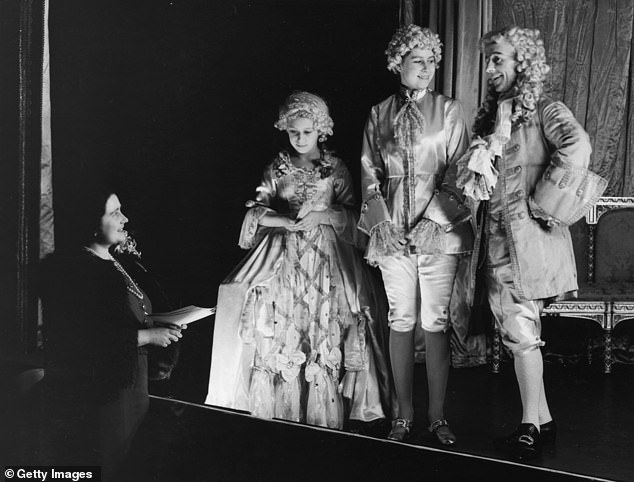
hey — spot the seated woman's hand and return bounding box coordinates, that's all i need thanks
[290,211,327,231]
[139,327,183,347]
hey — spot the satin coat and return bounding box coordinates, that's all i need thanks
[358,90,486,366]
[465,97,607,302]
[358,89,473,257]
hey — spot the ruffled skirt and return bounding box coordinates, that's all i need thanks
[205,226,391,428]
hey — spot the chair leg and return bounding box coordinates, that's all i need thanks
[491,328,501,374]
[586,335,593,366]
[603,331,613,374]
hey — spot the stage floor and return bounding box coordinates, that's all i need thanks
[125,362,634,481]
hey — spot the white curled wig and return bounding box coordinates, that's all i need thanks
[274,91,334,141]
[474,26,551,137]
[385,24,442,73]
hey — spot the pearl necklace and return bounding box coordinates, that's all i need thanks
[84,247,144,300]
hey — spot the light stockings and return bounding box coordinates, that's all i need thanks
[514,348,552,430]
[538,379,552,425]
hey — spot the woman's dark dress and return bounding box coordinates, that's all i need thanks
[41,250,151,476]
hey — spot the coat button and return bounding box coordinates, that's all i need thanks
[576,189,584,196]
[558,182,566,188]
[518,212,525,219]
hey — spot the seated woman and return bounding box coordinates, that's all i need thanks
[206,91,391,429]
[40,189,185,479]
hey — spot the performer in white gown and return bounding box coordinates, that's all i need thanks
[205,91,391,429]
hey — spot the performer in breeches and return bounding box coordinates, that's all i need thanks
[359,25,473,445]
[458,26,607,460]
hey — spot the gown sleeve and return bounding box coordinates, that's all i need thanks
[325,161,359,246]
[238,164,278,249]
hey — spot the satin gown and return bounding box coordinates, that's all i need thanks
[205,150,391,429]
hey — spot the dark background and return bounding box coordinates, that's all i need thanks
[49,0,400,401]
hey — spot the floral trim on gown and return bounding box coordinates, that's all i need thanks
[206,151,391,429]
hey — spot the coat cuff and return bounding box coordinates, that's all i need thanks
[532,163,608,225]
[364,221,405,266]
[358,193,391,235]
[423,189,471,232]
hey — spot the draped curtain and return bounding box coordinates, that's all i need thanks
[493,0,634,197]
[41,0,54,259]
[403,0,634,364]
[402,0,492,129]
[492,0,634,362]
[405,0,634,195]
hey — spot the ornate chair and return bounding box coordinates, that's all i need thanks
[491,197,634,373]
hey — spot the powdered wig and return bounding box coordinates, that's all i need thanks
[385,24,442,73]
[274,91,334,141]
[473,26,551,136]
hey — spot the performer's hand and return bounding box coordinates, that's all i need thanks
[140,327,183,347]
[282,217,297,231]
[291,211,326,231]
[385,234,408,255]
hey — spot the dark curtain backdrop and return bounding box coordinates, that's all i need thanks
[493,0,634,197]
[48,0,400,400]
[0,0,44,360]
[49,0,400,303]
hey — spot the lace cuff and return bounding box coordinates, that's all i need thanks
[406,218,445,254]
[364,221,405,266]
[358,192,391,235]
[238,206,273,249]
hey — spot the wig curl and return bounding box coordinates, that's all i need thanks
[473,26,550,137]
[385,24,442,73]
[274,91,334,140]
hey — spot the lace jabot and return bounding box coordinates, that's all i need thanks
[394,86,428,152]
